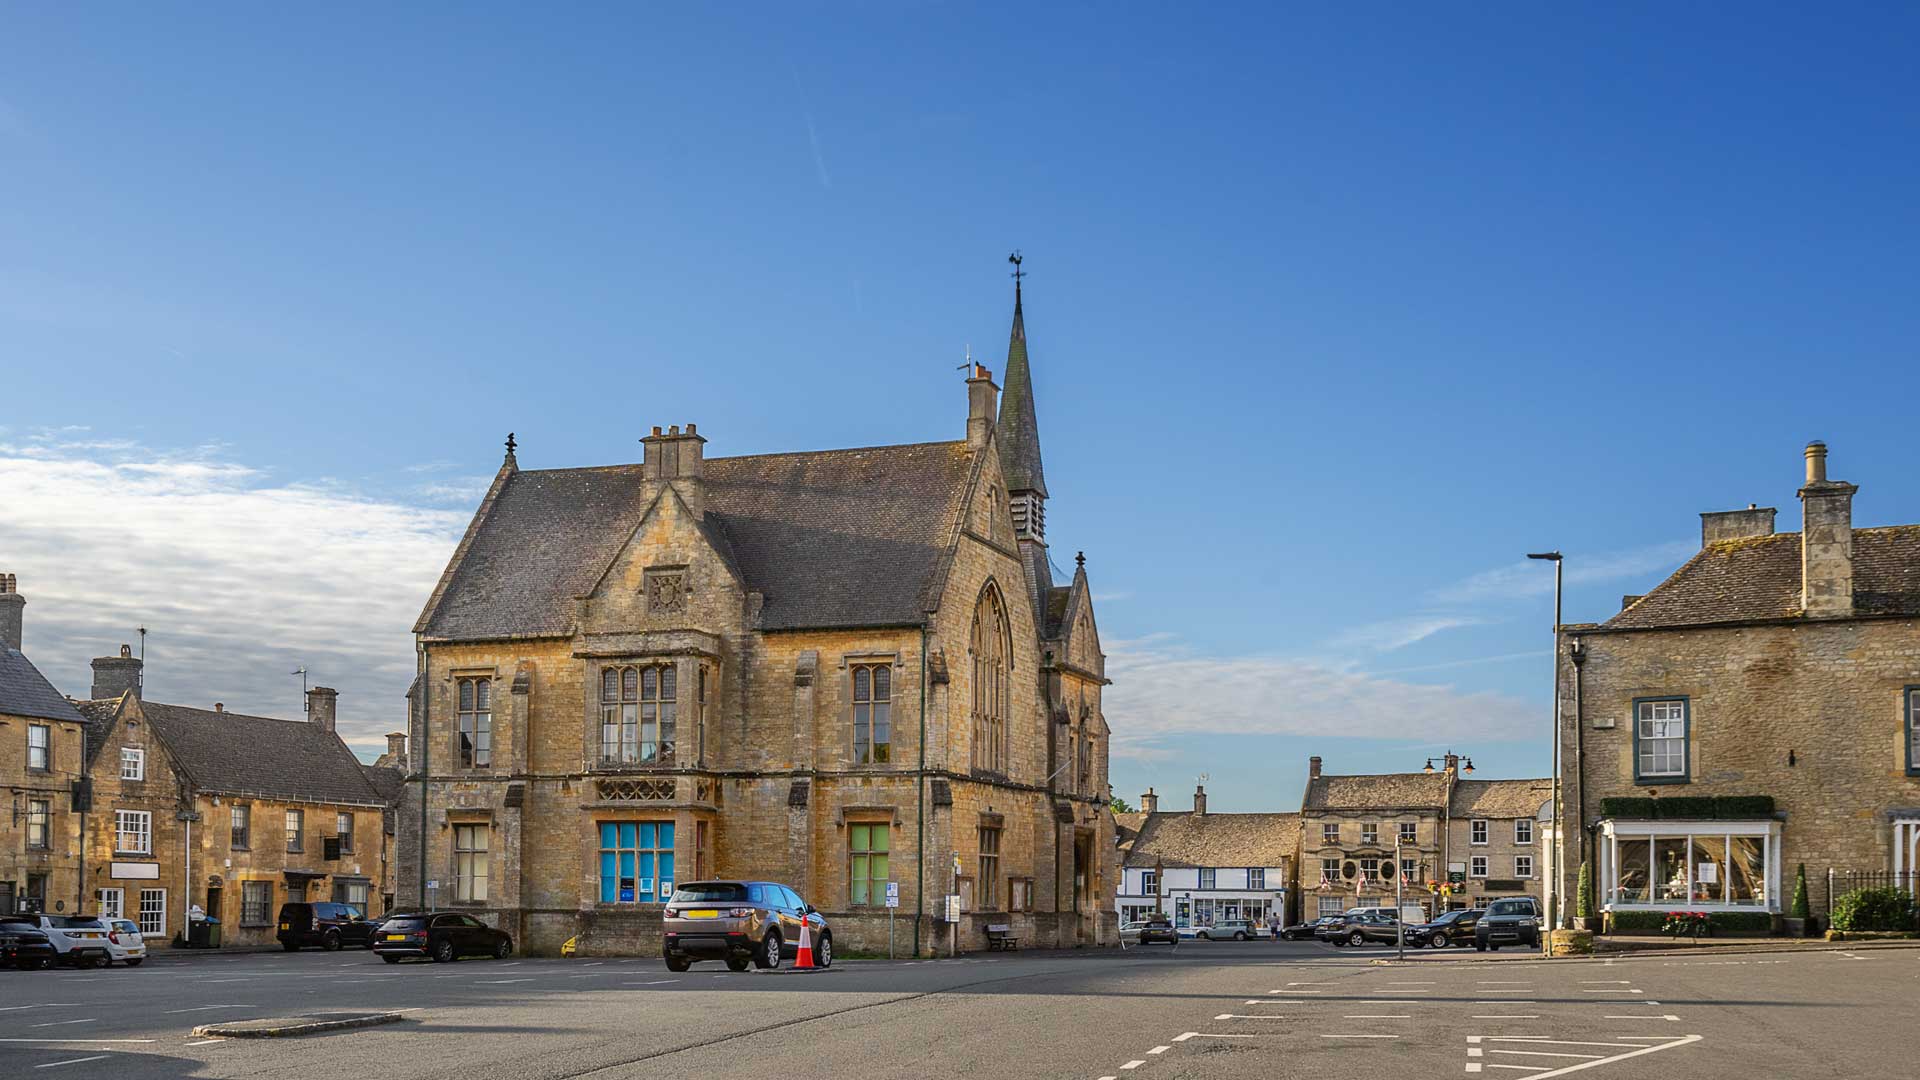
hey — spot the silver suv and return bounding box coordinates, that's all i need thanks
[662,881,832,972]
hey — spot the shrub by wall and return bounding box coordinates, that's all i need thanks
[1606,909,1773,934]
[1598,795,1775,820]
[1830,888,1917,932]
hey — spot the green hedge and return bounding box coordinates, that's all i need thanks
[1831,888,1918,932]
[1607,910,1774,934]
[1598,795,1775,820]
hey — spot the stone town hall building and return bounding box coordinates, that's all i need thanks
[400,282,1115,955]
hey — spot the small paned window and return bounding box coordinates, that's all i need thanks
[138,889,166,936]
[286,809,304,853]
[231,804,251,849]
[1320,857,1340,884]
[336,812,354,854]
[1361,823,1379,845]
[600,665,675,764]
[1322,823,1340,843]
[120,747,144,781]
[1399,822,1417,843]
[28,724,49,770]
[241,881,273,925]
[597,821,673,903]
[116,810,152,854]
[26,799,50,849]
[1470,855,1489,878]
[1470,820,1489,845]
[1198,867,1217,889]
[849,823,890,906]
[1515,855,1534,879]
[458,677,493,768]
[853,663,892,764]
[1635,697,1688,781]
[1248,867,1265,890]
[1515,819,1534,844]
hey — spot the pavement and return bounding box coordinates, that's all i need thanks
[1,938,1912,1078]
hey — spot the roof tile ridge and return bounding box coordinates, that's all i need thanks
[707,438,969,464]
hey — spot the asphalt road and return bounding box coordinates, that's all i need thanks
[2,939,1914,1079]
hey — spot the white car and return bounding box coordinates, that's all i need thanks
[24,915,112,968]
[103,918,147,966]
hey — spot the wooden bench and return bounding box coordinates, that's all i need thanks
[984,923,1019,951]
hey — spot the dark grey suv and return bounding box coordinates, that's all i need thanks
[1473,897,1542,951]
[662,881,831,972]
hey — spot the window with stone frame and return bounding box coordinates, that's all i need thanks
[1399,821,1417,844]
[1400,857,1419,881]
[1320,857,1340,885]
[1009,877,1033,912]
[977,823,1002,909]
[454,823,490,902]
[1358,857,1381,884]
[597,821,673,904]
[1470,855,1489,878]
[601,664,676,765]
[336,812,354,854]
[970,585,1011,773]
[852,662,892,764]
[695,663,712,763]
[120,746,144,781]
[285,809,304,852]
[241,880,273,925]
[1077,725,1093,790]
[27,723,49,771]
[1322,822,1340,844]
[1470,819,1489,845]
[1514,818,1534,844]
[1515,855,1534,879]
[230,804,251,850]
[457,676,493,768]
[1906,687,1919,775]
[116,810,152,854]
[26,798,50,850]
[849,822,890,906]
[1361,822,1379,845]
[1635,697,1688,781]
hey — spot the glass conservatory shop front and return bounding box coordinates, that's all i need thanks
[1597,819,1782,912]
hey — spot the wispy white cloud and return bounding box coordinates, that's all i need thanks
[0,435,464,756]
[1091,590,1132,603]
[1103,635,1537,762]
[1326,614,1488,654]
[1428,540,1695,605]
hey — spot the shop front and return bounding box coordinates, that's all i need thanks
[1597,819,1781,913]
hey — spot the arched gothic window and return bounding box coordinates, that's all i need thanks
[971,583,1010,772]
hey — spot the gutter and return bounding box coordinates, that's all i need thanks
[416,642,430,909]
[915,625,928,957]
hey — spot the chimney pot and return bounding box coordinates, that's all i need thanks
[384,731,409,769]
[668,424,680,435]
[1140,788,1158,814]
[686,423,697,434]
[1805,440,1828,484]
[1309,755,1323,780]
[1193,784,1207,816]
[652,425,662,436]
[306,686,339,733]
[214,702,224,714]
[91,648,144,700]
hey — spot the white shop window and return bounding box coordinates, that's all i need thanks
[1601,819,1778,911]
[138,889,166,936]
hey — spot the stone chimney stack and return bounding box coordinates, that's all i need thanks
[0,574,22,651]
[307,686,339,733]
[1798,441,1857,618]
[1193,784,1208,816]
[384,731,409,769]
[641,424,708,519]
[214,702,224,714]
[1309,755,1323,781]
[1140,788,1158,814]
[966,364,999,448]
[1700,504,1776,547]
[90,644,143,701]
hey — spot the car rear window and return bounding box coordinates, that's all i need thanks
[53,917,103,928]
[383,917,427,930]
[672,883,749,904]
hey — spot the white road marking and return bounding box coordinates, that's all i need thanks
[1479,989,1535,993]
[0,1004,80,1012]
[1476,1001,1536,1005]
[477,978,535,984]
[1119,1060,1146,1070]
[0,1040,157,1045]
[1465,1034,1704,1079]
[185,1039,226,1046]
[1345,1014,1411,1019]
[35,1056,110,1070]
[204,978,253,984]
[1491,1050,1604,1060]
[1322,1034,1399,1039]
[1605,1015,1680,1022]
[1214,1014,1292,1020]
[1581,989,1643,994]
[1387,980,1435,984]
[1147,1046,1170,1055]
[1376,989,1432,994]
[1472,1015,1541,1019]
[30,1020,97,1028]
[1478,980,1530,984]
[1273,988,1323,993]
[627,979,680,986]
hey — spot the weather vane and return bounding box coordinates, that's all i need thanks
[955,343,973,374]
[1008,251,1024,286]
[505,432,517,455]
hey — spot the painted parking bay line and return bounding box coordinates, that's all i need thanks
[1606,1014,1681,1021]
[1465,1034,1703,1080]
[34,1056,110,1070]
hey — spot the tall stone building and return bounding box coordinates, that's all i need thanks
[0,575,90,916]
[402,280,1115,955]
[1556,442,1920,925]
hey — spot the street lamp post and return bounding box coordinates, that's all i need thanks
[1528,551,1566,942]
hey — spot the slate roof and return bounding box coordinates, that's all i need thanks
[141,701,388,807]
[360,763,407,804]
[1449,778,1553,819]
[1303,772,1453,812]
[997,287,1047,498]
[73,698,125,765]
[1604,526,1920,631]
[1124,811,1300,869]
[418,441,978,640]
[0,645,86,724]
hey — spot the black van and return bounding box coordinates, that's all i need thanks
[277,902,373,951]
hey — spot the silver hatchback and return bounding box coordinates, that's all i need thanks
[662,881,831,972]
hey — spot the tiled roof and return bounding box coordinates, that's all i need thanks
[0,646,86,724]
[1303,772,1453,811]
[73,697,125,765]
[1604,526,1920,630]
[418,441,977,640]
[1449,778,1552,819]
[1114,811,1147,852]
[1124,812,1300,869]
[141,701,387,807]
[360,763,407,805]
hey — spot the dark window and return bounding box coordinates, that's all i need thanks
[978,824,1002,909]
[286,809,304,853]
[670,882,748,904]
[27,724,49,771]
[231,804,251,849]
[241,881,272,925]
[458,677,493,768]
[1906,687,1920,776]
[26,799,50,850]
[336,812,354,854]
[853,663,891,764]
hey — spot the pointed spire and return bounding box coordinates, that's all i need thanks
[997,253,1047,500]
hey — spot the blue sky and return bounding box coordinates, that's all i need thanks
[4,5,1919,810]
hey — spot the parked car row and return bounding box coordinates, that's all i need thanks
[1304,897,1542,950]
[0,915,146,969]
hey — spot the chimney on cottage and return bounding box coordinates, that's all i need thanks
[214,702,224,714]
[384,731,409,769]
[1700,503,1776,547]
[0,574,22,651]
[1309,755,1322,781]
[966,364,999,448]
[307,686,339,733]
[91,644,143,701]
[1140,788,1158,814]
[641,423,708,519]
[1798,441,1857,618]
[1193,784,1208,816]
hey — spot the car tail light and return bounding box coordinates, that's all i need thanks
[727,908,754,918]
[663,908,677,918]
[108,931,120,945]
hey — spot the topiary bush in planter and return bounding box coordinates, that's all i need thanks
[1831,888,1918,932]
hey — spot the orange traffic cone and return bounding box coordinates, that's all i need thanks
[794,919,817,970]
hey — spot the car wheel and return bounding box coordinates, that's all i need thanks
[1489,943,1501,951]
[1431,932,1449,949]
[494,937,513,959]
[1474,941,1487,952]
[1348,931,1366,947]
[382,955,403,964]
[722,955,748,972]
[756,931,782,970]
[1234,932,1247,941]
[433,938,455,963]
[667,953,695,972]
[282,941,300,952]
[816,934,832,969]
[323,931,342,952]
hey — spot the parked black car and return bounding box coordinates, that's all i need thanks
[276,902,375,951]
[372,912,513,963]
[1473,897,1542,951]
[1407,908,1483,949]
[1123,915,1180,945]
[0,919,58,970]
[1279,917,1337,941]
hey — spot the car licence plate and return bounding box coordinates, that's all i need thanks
[385,934,407,941]
[686,909,719,918]
[280,923,290,930]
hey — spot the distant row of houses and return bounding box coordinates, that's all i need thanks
[1,581,409,946]
[1114,755,1552,927]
